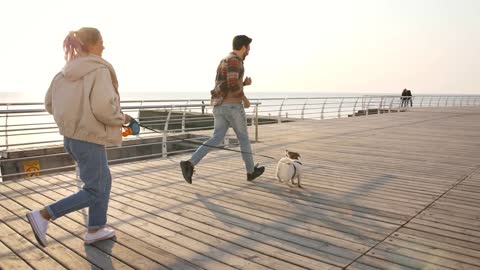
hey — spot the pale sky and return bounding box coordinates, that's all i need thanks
[1,0,479,96]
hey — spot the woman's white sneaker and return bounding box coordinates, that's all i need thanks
[26,210,49,247]
[84,226,115,244]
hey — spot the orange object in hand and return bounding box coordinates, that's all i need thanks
[122,127,133,137]
[122,118,140,137]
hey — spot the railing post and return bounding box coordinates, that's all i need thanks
[445,97,449,107]
[352,97,360,117]
[378,96,383,114]
[437,96,441,107]
[429,96,433,107]
[453,97,456,107]
[301,98,309,120]
[388,97,394,113]
[338,97,344,118]
[162,107,172,158]
[278,97,287,123]
[139,100,144,133]
[5,104,8,150]
[182,100,190,133]
[321,98,327,120]
[419,96,424,107]
[460,97,464,106]
[255,103,259,142]
[366,97,372,116]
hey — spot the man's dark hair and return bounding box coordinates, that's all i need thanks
[232,35,252,50]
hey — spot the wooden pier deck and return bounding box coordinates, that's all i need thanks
[1,107,480,269]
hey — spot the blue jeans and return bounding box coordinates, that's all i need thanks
[45,137,112,229]
[190,102,255,173]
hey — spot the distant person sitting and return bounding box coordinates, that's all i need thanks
[406,89,413,107]
[401,89,408,107]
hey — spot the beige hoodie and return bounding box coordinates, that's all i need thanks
[45,55,125,147]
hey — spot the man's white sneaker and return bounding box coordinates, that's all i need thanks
[84,226,115,244]
[26,210,49,247]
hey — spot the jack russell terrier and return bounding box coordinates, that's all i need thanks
[276,150,303,188]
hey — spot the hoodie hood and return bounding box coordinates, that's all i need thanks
[62,54,118,91]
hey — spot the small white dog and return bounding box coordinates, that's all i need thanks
[276,150,304,187]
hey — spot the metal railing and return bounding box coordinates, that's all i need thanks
[1,95,479,180]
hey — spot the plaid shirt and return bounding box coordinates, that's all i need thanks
[210,52,245,106]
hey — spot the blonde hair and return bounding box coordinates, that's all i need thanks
[63,27,101,62]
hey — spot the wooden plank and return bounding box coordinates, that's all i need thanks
[445,191,480,201]
[109,177,354,264]
[181,180,398,237]
[169,168,422,218]
[0,183,130,270]
[132,165,396,238]
[346,262,382,270]
[0,194,102,270]
[365,249,453,270]
[433,200,480,214]
[376,242,480,269]
[408,219,480,239]
[0,236,34,270]
[399,228,480,252]
[353,255,416,270]
[12,178,180,270]
[118,159,409,225]
[31,176,237,270]
[108,168,372,254]
[427,206,480,222]
[184,167,426,211]
[0,211,65,270]
[417,211,480,231]
[46,172,346,269]
[37,175,270,270]
[383,234,480,266]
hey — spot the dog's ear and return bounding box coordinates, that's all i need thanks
[289,151,301,160]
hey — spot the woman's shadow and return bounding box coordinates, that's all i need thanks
[85,238,116,270]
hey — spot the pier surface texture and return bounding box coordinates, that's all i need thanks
[1,107,480,270]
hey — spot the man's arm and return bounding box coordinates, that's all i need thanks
[226,57,244,97]
[242,95,250,108]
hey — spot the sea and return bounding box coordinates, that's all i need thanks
[0,90,390,103]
